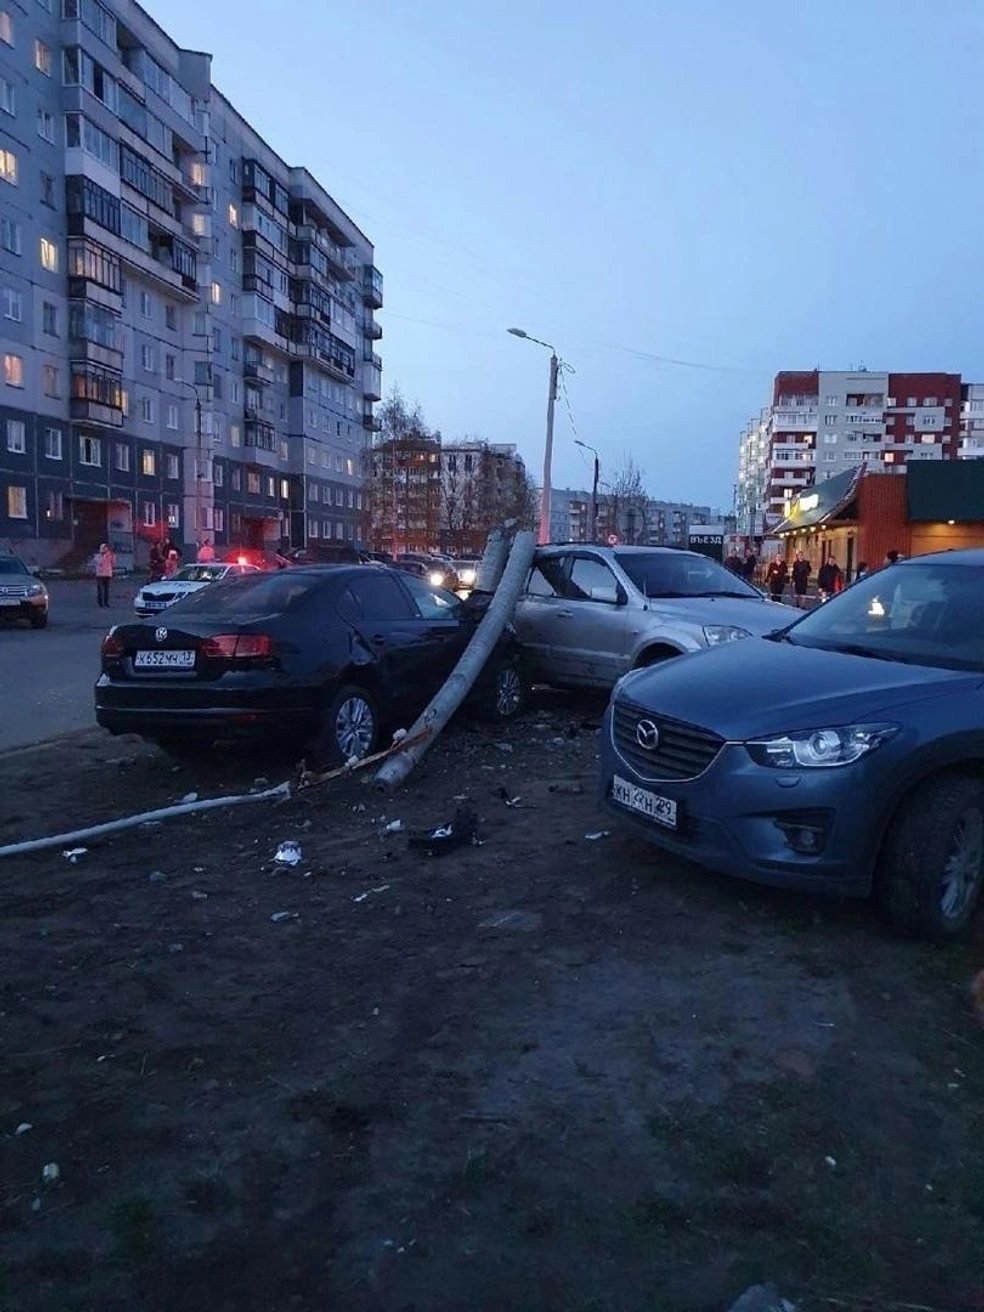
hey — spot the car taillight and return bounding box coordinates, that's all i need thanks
[102,629,124,657]
[201,633,273,659]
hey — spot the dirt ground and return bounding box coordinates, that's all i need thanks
[2,696,983,1312]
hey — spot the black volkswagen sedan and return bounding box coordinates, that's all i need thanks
[599,550,984,940]
[96,566,526,763]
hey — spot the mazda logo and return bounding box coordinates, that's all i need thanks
[635,719,660,751]
[155,627,168,643]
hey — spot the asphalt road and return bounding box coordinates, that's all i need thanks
[0,579,140,753]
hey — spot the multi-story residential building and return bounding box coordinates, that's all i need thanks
[736,369,962,535]
[960,383,984,459]
[547,486,713,547]
[439,440,529,554]
[0,0,381,567]
[367,431,443,556]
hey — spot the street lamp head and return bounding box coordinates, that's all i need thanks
[507,327,528,339]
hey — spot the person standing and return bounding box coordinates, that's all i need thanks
[791,551,811,608]
[765,552,788,603]
[197,538,215,562]
[148,541,164,583]
[164,548,179,579]
[883,549,901,568]
[724,548,742,575]
[817,557,843,602]
[742,550,758,585]
[95,542,116,609]
[855,561,868,582]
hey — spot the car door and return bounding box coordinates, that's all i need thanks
[551,554,630,686]
[398,573,469,693]
[511,556,574,681]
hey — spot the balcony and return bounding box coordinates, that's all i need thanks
[70,363,125,428]
[363,363,382,402]
[69,336,123,373]
[244,418,278,453]
[243,357,277,385]
[363,412,381,433]
[362,265,384,309]
[364,318,383,341]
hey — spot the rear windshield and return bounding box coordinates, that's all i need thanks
[165,573,322,616]
[0,557,28,576]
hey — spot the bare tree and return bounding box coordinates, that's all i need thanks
[364,387,443,555]
[598,455,648,544]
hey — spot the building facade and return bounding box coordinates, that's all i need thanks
[0,0,381,567]
[547,486,713,547]
[439,440,528,554]
[736,369,964,539]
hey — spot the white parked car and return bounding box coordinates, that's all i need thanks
[134,562,260,617]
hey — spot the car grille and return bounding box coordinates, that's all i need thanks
[0,584,29,598]
[612,698,724,781]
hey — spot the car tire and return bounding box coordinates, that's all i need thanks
[878,773,984,940]
[478,658,528,723]
[318,684,380,767]
[29,613,48,629]
[634,645,679,668]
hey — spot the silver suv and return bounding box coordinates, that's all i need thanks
[512,545,789,688]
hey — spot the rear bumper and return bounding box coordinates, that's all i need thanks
[95,675,316,740]
[95,704,308,738]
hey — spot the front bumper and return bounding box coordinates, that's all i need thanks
[599,707,881,897]
[0,594,48,621]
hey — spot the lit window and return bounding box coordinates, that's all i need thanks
[3,352,23,386]
[0,148,17,184]
[141,449,156,476]
[210,281,222,305]
[39,237,58,272]
[34,38,51,74]
[190,161,205,187]
[6,485,26,518]
[42,364,58,397]
[166,503,179,528]
[228,202,239,227]
[6,418,25,452]
[191,212,207,236]
[0,11,12,44]
[279,478,289,500]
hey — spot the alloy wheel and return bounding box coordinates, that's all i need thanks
[941,805,984,924]
[495,665,523,718]
[335,695,375,760]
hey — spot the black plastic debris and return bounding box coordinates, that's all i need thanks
[407,804,479,856]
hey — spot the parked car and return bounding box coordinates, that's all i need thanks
[455,559,482,592]
[283,544,365,567]
[599,549,984,940]
[222,547,289,571]
[96,565,526,763]
[0,554,49,628]
[395,554,460,592]
[134,562,260,617]
[513,545,789,689]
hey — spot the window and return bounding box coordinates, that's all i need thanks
[823,451,836,462]
[228,202,238,227]
[212,326,222,353]
[45,491,63,520]
[230,336,241,362]
[229,247,239,273]
[569,557,621,602]
[4,352,23,386]
[907,397,917,407]
[213,462,223,488]
[266,475,275,498]
[140,343,154,372]
[0,10,12,44]
[279,478,289,501]
[6,418,25,453]
[166,454,179,479]
[339,574,417,623]
[165,303,176,330]
[6,485,26,519]
[321,484,330,504]
[165,353,175,381]
[166,502,179,528]
[308,518,319,538]
[139,290,152,319]
[884,453,895,464]
[42,301,58,336]
[79,434,101,466]
[0,148,17,184]
[230,423,241,448]
[140,397,154,424]
[920,434,938,444]
[247,471,260,495]
[40,237,58,272]
[143,501,156,527]
[166,403,178,430]
[37,108,54,142]
[34,38,51,74]
[1,215,20,253]
[925,396,937,407]
[213,507,224,533]
[231,466,241,491]
[114,441,129,471]
[823,415,837,427]
[210,281,221,305]
[42,364,59,397]
[823,432,837,444]
[44,427,62,460]
[2,287,21,320]
[0,76,12,116]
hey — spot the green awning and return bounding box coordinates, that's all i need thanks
[774,464,864,534]
[906,461,984,522]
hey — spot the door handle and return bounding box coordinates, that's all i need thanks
[556,609,573,619]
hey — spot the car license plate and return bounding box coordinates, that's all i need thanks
[134,649,195,669]
[0,598,21,607]
[612,775,678,830]
[142,600,167,610]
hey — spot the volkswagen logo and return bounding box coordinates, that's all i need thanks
[155,627,168,643]
[635,719,660,751]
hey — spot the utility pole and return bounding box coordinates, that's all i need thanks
[575,439,600,542]
[194,389,203,546]
[538,352,559,546]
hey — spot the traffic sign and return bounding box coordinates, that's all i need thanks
[607,533,619,546]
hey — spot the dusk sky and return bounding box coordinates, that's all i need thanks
[160,0,984,511]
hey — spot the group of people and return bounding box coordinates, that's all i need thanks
[753,549,898,605]
[147,537,183,584]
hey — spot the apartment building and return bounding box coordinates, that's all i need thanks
[0,0,381,567]
[736,369,962,536]
[547,486,713,547]
[960,383,984,458]
[440,440,528,553]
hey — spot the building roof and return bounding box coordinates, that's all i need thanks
[774,465,865,534]
[906,460,984,522]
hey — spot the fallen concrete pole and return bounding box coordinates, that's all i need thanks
[374,530,535,792]
[474,525,511,593]
[0,781,291,860]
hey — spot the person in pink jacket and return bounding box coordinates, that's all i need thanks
[95,542,116,609]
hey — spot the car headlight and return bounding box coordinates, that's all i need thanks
[428,570,445,587]
[746,724,899,770]
[28,583,46,597]
[459,568,476,586]
[703,624,751,646]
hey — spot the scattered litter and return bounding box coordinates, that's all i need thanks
[270,911,295,923]
[372,1006,380,1016]
[384,820,404,834]
[824,1155,837,1169]
[453,794,468,802]
[584,831,610,841]
[148,871,166,884]
[273,841,302,867]
[193,866,205,873]
[480,909,543,932]
[408,805,479,856]
[815,1020,836,1029]
[167,943,184,955]
[63,847,87,863]
[550,736,566,746]
[495,786,522,808]
[392,728,408,743]
[180,792,198,804]
[41,1163,60,1184]
[351,803,366,814]
[353,884,390,903]
[925,1183,934,1192]
[493,742,514,754]
[727,1284,795,1312]
[15,1123,32,1136]
[346,755,360,769]
[549,780,584,795]
[191,891,208,901]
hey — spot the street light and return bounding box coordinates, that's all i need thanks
[574,439,600,543]
[176,379,204,548]
[508,327,559,546]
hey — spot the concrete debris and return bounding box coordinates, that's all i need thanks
[148,871,166,883]
[727,1285,795,1312]
[479,909,543,932]
[273,841,302,867]
[353,885,391,903]
[270,911,295,923]
[180,792,198,804]
[191,891,208,901]
[384,820,404,834]
[15,1122,32,1136]
[63,847,87,863]
[584,831,610,841]
[41,1163,60,1184]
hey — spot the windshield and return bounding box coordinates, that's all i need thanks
[0,557,29,576]
[783,562,984,671]
[614,551,761,599]
[173,565,226,583]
